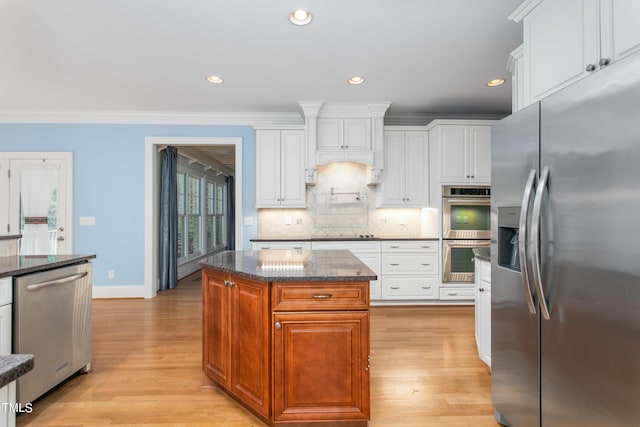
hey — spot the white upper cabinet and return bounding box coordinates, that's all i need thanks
[428,122,492,184]
[511,0,640,105]
[0,159,7,236]
[316,117,373,165]
[255,130,306,208]
[380,130,429,207]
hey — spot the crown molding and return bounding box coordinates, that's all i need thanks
[0,111,305,126]
[506,44,524,73]
[508,0,543,23]
[384,112,507,127]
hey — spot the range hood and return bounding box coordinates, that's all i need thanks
[300,102,391,184]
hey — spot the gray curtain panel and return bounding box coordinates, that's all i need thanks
[226,175,235,250]
[159,146,178,290]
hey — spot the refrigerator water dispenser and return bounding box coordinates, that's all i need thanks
[497,207,521,271]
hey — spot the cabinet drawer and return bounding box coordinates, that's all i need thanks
[252,241,311,250]
[381,240,438,252]
[381,276,437,300]
[311,240,380,253]
[272,282,369,311]
[382,253,437,274]
[439,286,475,300]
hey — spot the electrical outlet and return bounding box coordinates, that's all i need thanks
[398,215,405,225]
[108,269,115,279]
[285,215,292,225]
[296,217,302,224]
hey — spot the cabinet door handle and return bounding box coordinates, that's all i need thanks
[599,58,611,67]
[421,286,431,290]
[390,245,400,248]
[274,322,282,330]
[390,286,400,290]
[586,63,597,72]
[261,246,271,250]
[421,263,431,266]
[311,294,333,299]
[448,292,458,296]
[421,246,431,249]
[389,263,400,266]
[293,246,303,249]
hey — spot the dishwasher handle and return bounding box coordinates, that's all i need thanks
[26,272,88,291]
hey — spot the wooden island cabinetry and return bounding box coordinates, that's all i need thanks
[202,250,374,427]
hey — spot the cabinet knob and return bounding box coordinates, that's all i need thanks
[479,288,485,292]
[599,58,611,67]
[274,322,282,330]
[586,63,597,72]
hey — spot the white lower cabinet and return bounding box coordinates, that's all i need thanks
[311,241,382,301]
[474,258,491,367]
[0,276,15,427]
[439,285,475,300]
[380,241,439,301]
[251,241,311,251]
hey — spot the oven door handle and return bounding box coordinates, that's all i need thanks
[519,169,537,314]
[531,166,551,320]
[442,198,489,205]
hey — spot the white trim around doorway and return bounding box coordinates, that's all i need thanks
[144,136,243,299]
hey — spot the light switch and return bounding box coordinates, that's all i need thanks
[398,215,405,225]
[243,216,254,226]
[285,215,292,225]
[79,216,96,226]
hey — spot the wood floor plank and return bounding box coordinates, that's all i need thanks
[17,273,499,426]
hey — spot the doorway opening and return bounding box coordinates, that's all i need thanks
[144,137,243,299]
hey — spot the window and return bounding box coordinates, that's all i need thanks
[187,175,201,256]
[177,157,228,263]
[215,183,225,247]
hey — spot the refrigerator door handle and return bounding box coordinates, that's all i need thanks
[519,169,537,314]
[531,166,551,320]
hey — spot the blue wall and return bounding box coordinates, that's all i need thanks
[0,123,257,287]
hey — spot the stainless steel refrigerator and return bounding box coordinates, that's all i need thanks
[491,52,640,427]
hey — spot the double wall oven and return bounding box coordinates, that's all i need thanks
[442,185,490,283]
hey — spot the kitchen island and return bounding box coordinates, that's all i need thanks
[201,249,376,427]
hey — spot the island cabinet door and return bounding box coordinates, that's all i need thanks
[202,269,232,387]
[272,311,370,423]
[230,277,271,418]
[202,271,271,419]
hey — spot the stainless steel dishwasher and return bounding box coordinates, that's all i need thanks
[14,261,92,404]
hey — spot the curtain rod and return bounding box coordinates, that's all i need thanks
[158,146,230,177]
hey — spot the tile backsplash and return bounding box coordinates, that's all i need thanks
[258,162,438,238]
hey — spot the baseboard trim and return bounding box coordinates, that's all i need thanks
[93,285,146,299]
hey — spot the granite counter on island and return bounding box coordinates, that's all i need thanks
[201,250,373,427]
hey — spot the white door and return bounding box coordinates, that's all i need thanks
[8,153,72,255]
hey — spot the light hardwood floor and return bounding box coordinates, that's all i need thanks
[17,273,499,426]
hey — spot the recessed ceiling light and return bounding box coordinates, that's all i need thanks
[486,78,506,87]
[348,76,365,85]
[206,75,224,84]
[289,9,312,26]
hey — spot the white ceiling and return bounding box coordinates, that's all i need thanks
[0,1,523,125]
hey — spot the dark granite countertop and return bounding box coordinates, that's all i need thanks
[473,247,490,262]
[0,354,34,388]
[201,250,377,282]
[0,254,97,278]
[0,235,21,241]
[251,236,438,242]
